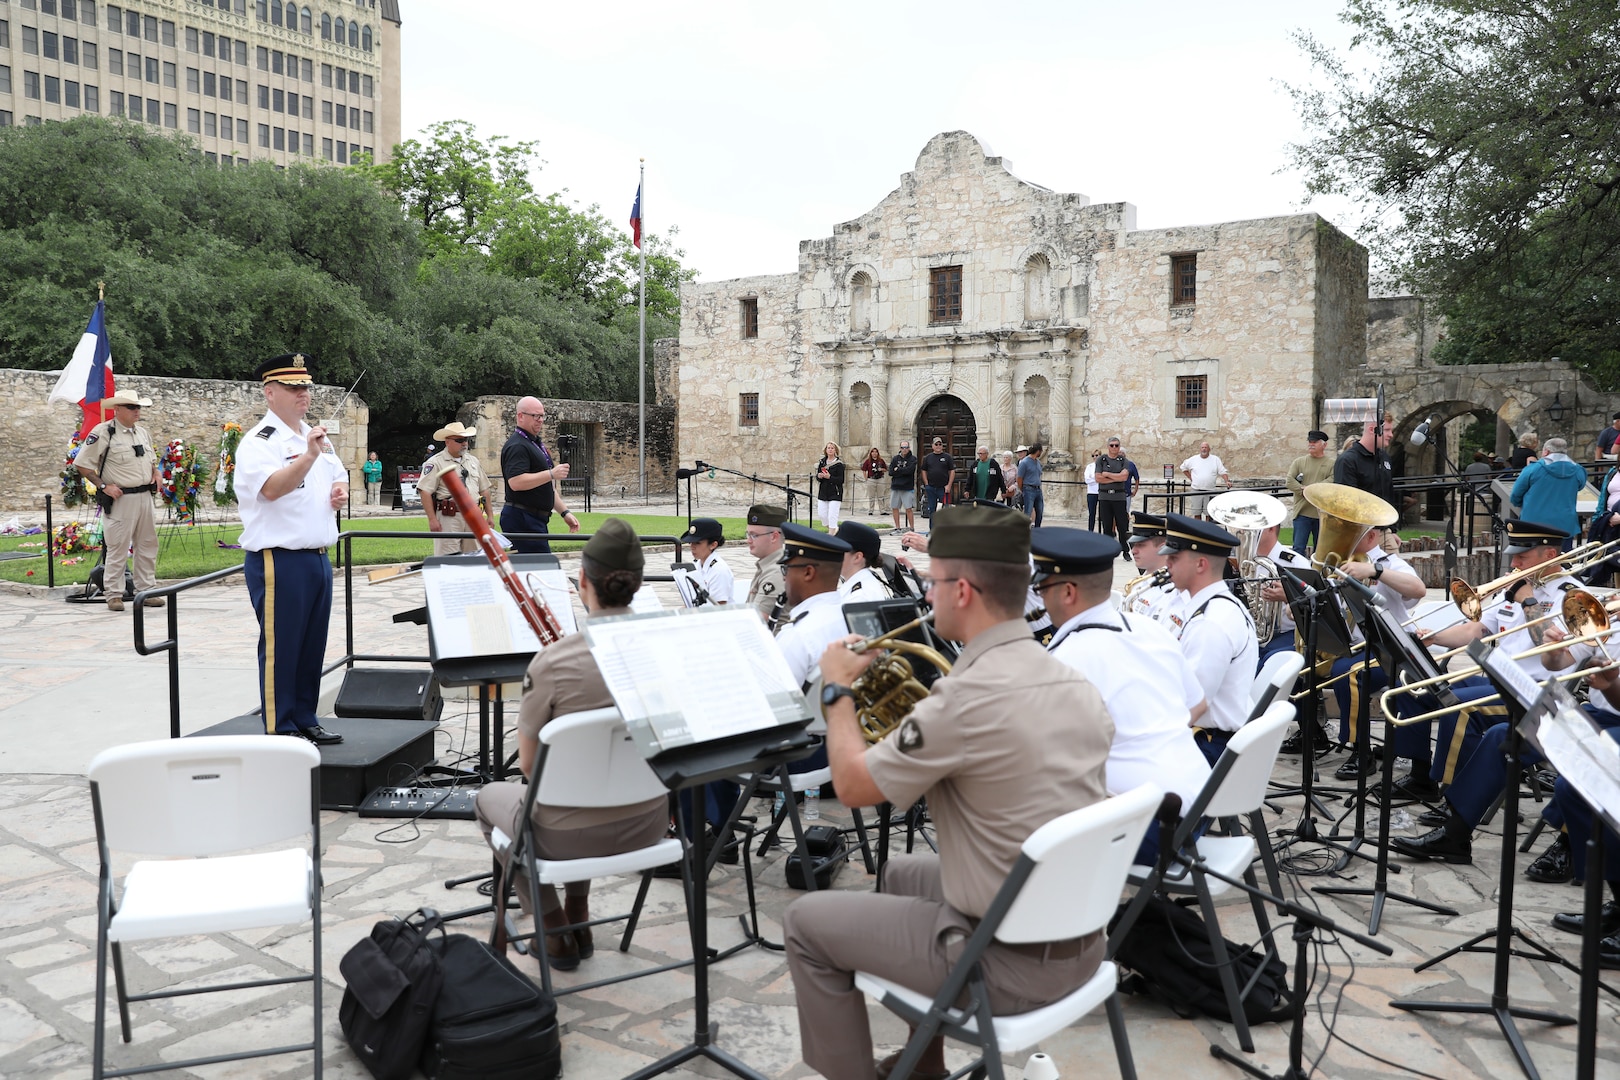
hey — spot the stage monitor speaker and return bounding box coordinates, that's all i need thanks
[334,667,443,723]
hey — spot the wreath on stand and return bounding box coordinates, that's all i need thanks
[160,439,208,524]
[59,433,93,509]
[213,422,243,506]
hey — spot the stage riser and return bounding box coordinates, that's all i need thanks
[186,715,436,810]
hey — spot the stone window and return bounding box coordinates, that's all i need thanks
[1023,253,1050,322]
[0,67,9,94]
[740,297,759,339]
[849,272,872,335]
[84,84,97,110]
[929,265,963,324]
[321,12,331,39]
[739,393,759,427]
[301,6,313,34]
[1176,375,1207,419]
[1171,253,1197,307]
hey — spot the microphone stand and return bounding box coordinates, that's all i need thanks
[693,460,815,526]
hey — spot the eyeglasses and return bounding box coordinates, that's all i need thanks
[117,404,142,410]
[1108,443,1121,448]
[517,411,544,420]
[928,575,982,595]
[446,436,468,444]
[780,560,818,572]
[745,529,778,540]
[1031,579,1070,595]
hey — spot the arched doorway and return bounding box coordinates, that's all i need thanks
[916,395,979,502]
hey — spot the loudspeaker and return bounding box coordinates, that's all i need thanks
[334,668,443,723]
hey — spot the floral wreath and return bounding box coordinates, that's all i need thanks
[59,432,93,509]
[214,422,244,506]
[160,439,209,524]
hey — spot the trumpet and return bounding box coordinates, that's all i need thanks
[1449,537,1620,620]
[844,613,955,744]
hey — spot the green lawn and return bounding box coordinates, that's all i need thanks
[0,511,751,586]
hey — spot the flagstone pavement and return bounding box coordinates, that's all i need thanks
[0,502,1616,1078]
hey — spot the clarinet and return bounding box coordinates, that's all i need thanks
[440,469,564,645]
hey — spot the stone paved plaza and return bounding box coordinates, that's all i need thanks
[1,503,1616,1078]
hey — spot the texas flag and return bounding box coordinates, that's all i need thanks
[629,182,642,250]
[48,300,116,440]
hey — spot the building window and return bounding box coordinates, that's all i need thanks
[161,19,173,47]
[236,78,246,102]
[257,83,268,107]
[257,122,269,146]
[739,393,759,427]
[143,56,156,82]
[84,84,96,110]
[235,40,247,65]
[273,126,284,150]
[44,74,59,102]
[301,95,311,119]
[322,136,332,159]
[361,24,370,50]
[163,102,176,127]
[187,66,199,91]
[320,12,330,39]
[84,2,97,28]
[65,79,79,107]
[348,70,358,93]
[43,31,57,59]
[23,26,37,54]
[320,99,330,122]
[236,117,247,142]
[108,89,122,113]
[1176,375,1207,419]
[83,41,96,68]
[125,9,139,36]
[64,0,79,21]
[108,48,121,74]
[928,265,963,324]
[348,107,358,130]
[23,70,40,98]
[301,131,312,155]
[272,50,282,75]
[362,74,372,97]
[0,66,9,93]
[300,58,311,81]
[190,27,202,53]
[186,106,199,132]
[42,0,56,14]
[272,87,283,111]
[144,98,157,124]
[0,22,9,49]
[203,110,215,136]
[63,36,78,64]
[334,16,344,42]
[162,61,174,87]
[270,0,282,26]
[142,14,155,42]
[334,102,345,126]
[739,297,759,339]
[336,140,347,163]
[1171,253,1197,307]
[256,45,268,70]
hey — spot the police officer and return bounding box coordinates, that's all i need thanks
[744,503,788,628]
[499,396,579,554]
[1162,514,1258,765]
[416,421,491,557]
[235,353,348,745]
[836,520,891,600]
[783,504,1112,1080]
[1033,526,1210,864]
[76,389,162,612]
[681,517,734,606]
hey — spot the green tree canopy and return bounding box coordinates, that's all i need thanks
[1289,0,1620,383]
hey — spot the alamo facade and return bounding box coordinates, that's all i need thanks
[676,130,1368,510]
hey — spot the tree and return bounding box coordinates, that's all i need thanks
[1288,0,1620,382]
[369,119,537,258]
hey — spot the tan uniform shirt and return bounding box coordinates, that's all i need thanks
[516,608,666,831]
[416,448,489,512]
[865,619,1113,918]
[81,420,158,488]
[747,544,785,625]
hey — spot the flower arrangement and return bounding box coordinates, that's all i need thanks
[50,519,99,556]
[213,422,244,506]
[160,439,209,524]
[60,433,92,508]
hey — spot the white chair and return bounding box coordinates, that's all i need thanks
[1108,702,1294,1053]
[88,735,323,1080]
[488,707,685,996]
[854,784,1163,1080]
[1250,650,1305,719]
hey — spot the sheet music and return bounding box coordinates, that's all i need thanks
[1474,640,1543,711]
[585,608,810,756]
[1532,704,1620,833]
[671,567,703,609]
[423,561,576,659]
[629,586,664,614]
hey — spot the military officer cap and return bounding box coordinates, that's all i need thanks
[746,503,789,528]
[780,522,850,562]
[1127,512,1168,544]
[1503,519,1570,555]
[928,503,1031,565]
[835,520,882,563]
[682,518,725,545]
[107,388,153,408]
[1030,527,1119,579]
[584,517,644,572]
[433,421,478,441]
[255,352,315,386]
[1159,513,1240,558]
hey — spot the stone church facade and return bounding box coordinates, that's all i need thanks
[678,131,1368,510]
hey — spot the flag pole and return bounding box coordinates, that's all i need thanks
[637,159,647,502]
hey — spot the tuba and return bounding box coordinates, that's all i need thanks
[843,613,955,744]
[1208,490,1288,641]
[1301,482,1398,570]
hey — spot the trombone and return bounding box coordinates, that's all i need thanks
[1449,536,1620,619]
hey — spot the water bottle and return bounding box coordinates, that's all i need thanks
[774,790,785,820]
[804,787,821,821]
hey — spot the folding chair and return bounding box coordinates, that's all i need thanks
[88,735,324,1080]
[1107,702,1293,1053]
[487,707,687,996]
[855,784,1163,1080]
[1251,651,1305,719]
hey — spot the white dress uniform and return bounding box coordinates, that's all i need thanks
[1344,548,1423,645]
[775,590,850,688]
[237,413,347,550]
[1258,541,1312,636]
[694,549,736,605]
[838,565,891,601]
[1477,572,1582,679]
[1176,580,1259,734]
[1048,600,1211,812]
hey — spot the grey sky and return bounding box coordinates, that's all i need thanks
[400,1,1363,282]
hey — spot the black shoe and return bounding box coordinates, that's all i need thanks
[1334,756,1376,781]
[287,726,343,745]
[1282,726,1333,757]
[1390,773,1442,803]
[1600,933,1620,969]
[1525,834,1574,884]
[651,860,686,880]
[1551,900,1620,937]
[1390,824,1473,864]
[710,827,740,865]
[1416,808,1449,828]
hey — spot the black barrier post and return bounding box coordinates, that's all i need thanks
[45,495,55,589]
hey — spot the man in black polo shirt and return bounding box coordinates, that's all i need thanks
[920,437,955,528]
[1334,414,1396,507]
[499,396,580,554]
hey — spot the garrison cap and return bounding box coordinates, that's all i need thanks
[780,522,850,562]
[682,518,724,545]
[746,503,789,528]
[1158,513,1239,558]
[255,352,314,386]
[583,517,644,572]
[1503,519,1570,555]
[1127,512,1168,544]
[928,503,1031,565]
[1030,527,1119,578]
[835,520,881,563]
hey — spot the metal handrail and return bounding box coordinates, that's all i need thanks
[132,564,247,739]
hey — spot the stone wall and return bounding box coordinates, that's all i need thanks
[455,395,676,501]
[0,369,368,516]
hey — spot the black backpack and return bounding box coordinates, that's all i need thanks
[419,933,561,1080]
[1109,897,1295,1025]
[338,908,448,1080]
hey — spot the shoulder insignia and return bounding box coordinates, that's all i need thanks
[84,433,99,444]
[790,611,809,626]
[522,670,533,694]
[256,426,275,440]
[848,580,865,593]
[421,463,434,475]
[897,717,925,754]
[1560,582,1578,592]
[762,582,775,594]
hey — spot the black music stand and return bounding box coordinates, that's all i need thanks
[1390,643,1574,1080]
[1315,602,1459,932]
[1274,568,1356,835]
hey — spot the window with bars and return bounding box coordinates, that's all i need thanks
[740,297,758,339]
[1176,375,1207,419]
[739,393,759,428]
[929,265,963,324]
[1171,253,1197,307]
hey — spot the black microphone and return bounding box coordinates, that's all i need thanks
[1330,565,1385,608]
[694,460,709,470]
[1156,792,1183,827]
[676,468,697,480]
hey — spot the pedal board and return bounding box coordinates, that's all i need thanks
[357,785,480,820]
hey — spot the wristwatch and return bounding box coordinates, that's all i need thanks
[1372,562,1385,582]
[821,683,855,708]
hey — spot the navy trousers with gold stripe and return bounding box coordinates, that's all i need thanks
[1327,656,1431,763]
[1447,706,1618,828]
[245,548,332,735]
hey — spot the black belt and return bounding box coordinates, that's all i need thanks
[119,484,156,494]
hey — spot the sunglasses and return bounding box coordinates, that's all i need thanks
[446,436,468,444]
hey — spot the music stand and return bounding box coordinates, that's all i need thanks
[1275,568,1355,833]
[1391,642,1575,1080]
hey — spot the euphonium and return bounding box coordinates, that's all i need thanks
[846,613,954,744]
[1208,490,1288,641]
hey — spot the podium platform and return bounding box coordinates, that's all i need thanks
[186,714,437,809]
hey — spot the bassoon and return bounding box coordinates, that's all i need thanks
[440,468,564,645]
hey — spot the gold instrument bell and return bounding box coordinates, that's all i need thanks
[1301,482,1399,570]
[842,614,954,744]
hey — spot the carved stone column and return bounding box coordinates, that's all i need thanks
[1051,359,1073,454]
[824,360,843,448]
[870,366,890,453]
[993,358,1015,452]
